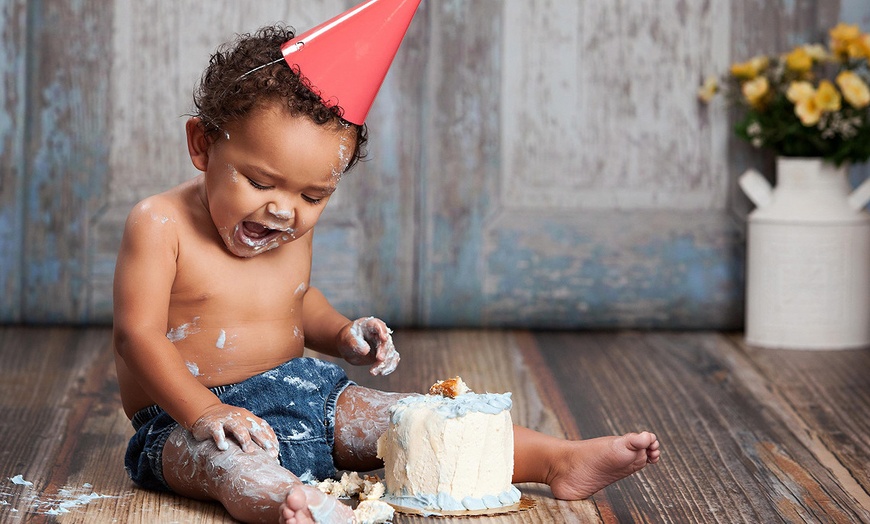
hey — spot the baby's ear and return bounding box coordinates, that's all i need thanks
[186,117,211,172]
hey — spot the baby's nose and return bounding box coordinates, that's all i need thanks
[266,202,294,222]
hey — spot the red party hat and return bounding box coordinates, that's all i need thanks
[281,0,422,125]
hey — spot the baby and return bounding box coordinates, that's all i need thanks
[113,24,660,524]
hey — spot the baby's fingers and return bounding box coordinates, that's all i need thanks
[369,335,400,376]
[364,320,389,347]
[349,318,375,353]
[247,417,280,458]
[223,418,256,453]
[370,349,400,375]
[191,418,229,451]
[207,423,230,451]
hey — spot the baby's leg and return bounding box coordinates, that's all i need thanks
[162,427,354,524]
[333,385,412,471]
[513,426,660,499]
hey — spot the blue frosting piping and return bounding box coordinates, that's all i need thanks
[383,485,521,513]
[388,392,512,422]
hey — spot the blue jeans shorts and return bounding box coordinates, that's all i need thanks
[124,357,353,492]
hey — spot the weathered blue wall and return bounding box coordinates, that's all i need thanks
[1,0,868,328]
[0,0,26,323]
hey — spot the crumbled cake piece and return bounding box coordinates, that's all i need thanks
[429,376,471,398]
[316,477,345,498]
[361,478,385,500]
[315,471,385,501]
[354,499,394,524]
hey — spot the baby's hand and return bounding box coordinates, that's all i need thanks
[339,316,401,376]
[190,404,280,459]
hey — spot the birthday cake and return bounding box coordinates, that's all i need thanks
[376,378,521,513]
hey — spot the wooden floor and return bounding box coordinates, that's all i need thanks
[0,327,868,523]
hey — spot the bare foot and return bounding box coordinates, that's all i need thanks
[278,484,354,524]
[548,431,660,500]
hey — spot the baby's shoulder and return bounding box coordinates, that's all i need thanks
[125,180,200,231]
[124,193,180,235]
[122,182,204,249]
[128,192,174,218]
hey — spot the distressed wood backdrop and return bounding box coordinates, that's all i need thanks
[1,0,869,327]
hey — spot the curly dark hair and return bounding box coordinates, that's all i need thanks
[193,25,368,172]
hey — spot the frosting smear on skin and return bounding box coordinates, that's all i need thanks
[377,377,521,513]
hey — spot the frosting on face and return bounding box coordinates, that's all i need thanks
[201,106,355,259]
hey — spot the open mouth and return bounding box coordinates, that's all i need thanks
[236,221,290,249]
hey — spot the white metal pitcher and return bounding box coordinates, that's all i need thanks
[739,157,870,349]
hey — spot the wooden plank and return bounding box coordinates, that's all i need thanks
[0,327,238,522]
[2,327,869,522]
[0,0,26,322]
[731,336,870,510]
[0,328,121,519]
[532,331,869,523]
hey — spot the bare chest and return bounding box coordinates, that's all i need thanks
[164,239,312,361]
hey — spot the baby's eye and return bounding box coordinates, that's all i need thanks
[302,194,323,205]
[245,177,272,191]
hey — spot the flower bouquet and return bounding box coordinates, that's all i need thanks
[699,23,870,166]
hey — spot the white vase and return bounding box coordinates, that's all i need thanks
[739,157,870,349]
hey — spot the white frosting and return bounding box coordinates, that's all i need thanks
[353,500,394,524]
[377,392,518,512]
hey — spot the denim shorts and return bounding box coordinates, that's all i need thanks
[124,357,353,492]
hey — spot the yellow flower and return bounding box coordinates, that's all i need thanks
[786,81,815,103]
[815,80,843,113]
[802,44,828,61]
[742,76,769,108]
[697,75,719,102]
[830,22,861,40]
[785,47,813,73]
[814,80,841,112]
[830,22,862,58]
[795,97,822,126]
[730,55,769,80]
[836,70,870,108]
[793,80,840,126]
[848,34,870,60]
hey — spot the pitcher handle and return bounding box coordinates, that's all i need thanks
[848,175,870,211]
[738,169,773,209]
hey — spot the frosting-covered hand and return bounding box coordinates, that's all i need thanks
[340,316,401,375]
[190,403,280,459]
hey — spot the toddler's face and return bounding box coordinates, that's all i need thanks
[202,105,354,258]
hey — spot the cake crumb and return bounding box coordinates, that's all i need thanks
[10,475,33,487]
[315,472,385,501]
[354,499,394,524]
[360,478,385,500]
[429,376,471,398]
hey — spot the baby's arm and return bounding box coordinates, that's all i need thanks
[301,287,400,375]
[113,198,278,456]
